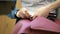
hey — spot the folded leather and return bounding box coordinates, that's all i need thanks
[13,16,60,34]
[30,16,60,33]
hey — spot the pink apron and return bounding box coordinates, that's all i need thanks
[12,16,60,34]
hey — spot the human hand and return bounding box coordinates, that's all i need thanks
[16,8,31,18]
[33,0,60,19]
[33,7,49,19]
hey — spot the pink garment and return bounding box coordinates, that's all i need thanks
[12,16,60,34]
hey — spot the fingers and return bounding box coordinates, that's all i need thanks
[16,9,31,19]
[16,11,24,18]
[24,11,31,18]
[19,12,26,18]
[18,11,29,18]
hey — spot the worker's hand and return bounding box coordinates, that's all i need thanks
[33,0,60,19]
[33,7,49,19]
[16,8,31,18]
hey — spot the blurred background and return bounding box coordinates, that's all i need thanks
[0,1,16,34]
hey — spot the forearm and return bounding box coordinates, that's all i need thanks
[38,1,60,12]
[36,1,60,17]
[44,1,60,12]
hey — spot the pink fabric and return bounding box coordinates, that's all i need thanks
[12,16,60,34]
[55,19,60,25]
[31,17,60,32]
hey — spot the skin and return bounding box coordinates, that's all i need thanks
[16,8,31,18]
[33,0,60,19]
[16,0,60,19]
[16,0,31,19]
[12,0,60,34]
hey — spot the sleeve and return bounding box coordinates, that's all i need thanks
[7,8,19,19]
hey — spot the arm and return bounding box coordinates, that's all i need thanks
[15,0,31,18]
[41,0,60,12]
[33,0,60,18]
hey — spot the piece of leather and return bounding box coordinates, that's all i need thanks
[31,16,60,33]
[12,16,60,34]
